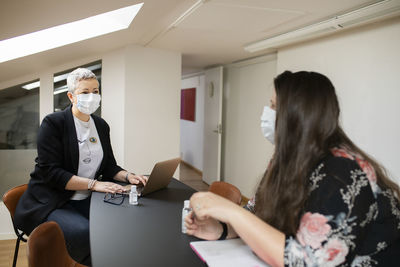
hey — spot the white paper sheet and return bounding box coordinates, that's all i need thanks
[190,238,270,267]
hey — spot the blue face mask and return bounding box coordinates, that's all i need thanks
[260,106,276,144]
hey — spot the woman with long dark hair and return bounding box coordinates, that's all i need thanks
[185,71,400,266]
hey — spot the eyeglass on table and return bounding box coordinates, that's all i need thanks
[103,192,128,205]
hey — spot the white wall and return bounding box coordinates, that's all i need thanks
[0,150,36,240]
[180,75,205,171]
[277,17,400,184]
[102,49,126,166]
[0,202,15,239]
[39,71,54,122]
[124,45,181,178]
[222,55,277,198]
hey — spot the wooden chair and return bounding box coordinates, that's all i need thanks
[27,221,87,267]
[208,181,242,205]
[2,184,28,267]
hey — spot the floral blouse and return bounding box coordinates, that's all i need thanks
[246,147,400,266]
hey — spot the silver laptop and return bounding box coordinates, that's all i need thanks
[133,158,181,197]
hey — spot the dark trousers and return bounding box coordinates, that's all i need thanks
[47,196,91,266]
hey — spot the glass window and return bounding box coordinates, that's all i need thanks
[0,80,40,149]
[53,60,102,117]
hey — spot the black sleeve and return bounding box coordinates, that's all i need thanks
[35,114,74,190]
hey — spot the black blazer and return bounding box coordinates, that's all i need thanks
[15,106,123,234]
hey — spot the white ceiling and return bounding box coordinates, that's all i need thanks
[0,0,382,81]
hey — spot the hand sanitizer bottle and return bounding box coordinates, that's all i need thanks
[182,200,191,233]
[129,185,138,205]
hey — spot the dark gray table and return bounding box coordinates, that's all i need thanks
[90,178,205,267]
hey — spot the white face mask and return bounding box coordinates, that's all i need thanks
[75,93,101,115]
[260,106,276,144]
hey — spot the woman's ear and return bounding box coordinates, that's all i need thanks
[270,89,277,110]
[67,92,74,104]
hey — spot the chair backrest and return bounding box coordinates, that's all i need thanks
[208,181,242,205]
[2,184,28,220]
[27,221,87,267]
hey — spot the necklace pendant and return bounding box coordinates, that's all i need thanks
[83,158,91,164]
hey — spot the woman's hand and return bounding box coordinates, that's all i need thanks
[185,211,223,240]
[189,192,285,267]
[185,192,240,240]
[189,191,239,223]
[93,181,126,194]
[127,173,148,186]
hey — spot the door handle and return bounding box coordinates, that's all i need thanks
[213,123,222,134]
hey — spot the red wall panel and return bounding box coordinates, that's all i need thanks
[180,88,196,121]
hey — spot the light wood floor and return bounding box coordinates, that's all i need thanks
[0,163,208,267]
[179,161,209,192]
[0,239,27,267]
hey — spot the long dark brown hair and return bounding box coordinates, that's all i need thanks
[255,70,400,235]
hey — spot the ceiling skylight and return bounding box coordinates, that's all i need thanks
[0,3,143,63]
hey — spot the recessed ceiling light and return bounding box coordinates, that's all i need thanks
[53,85,68,95]
[0,3,143,63]
[21,81,40,90]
